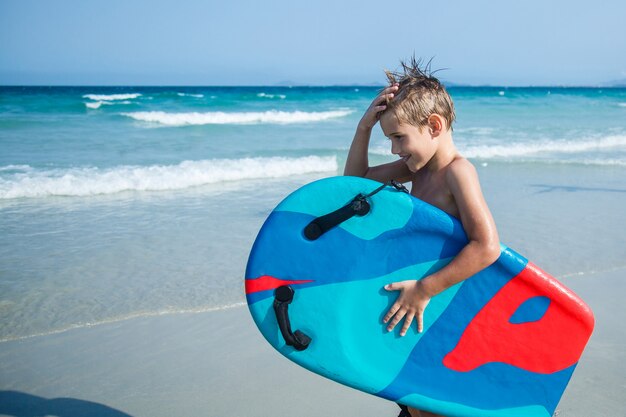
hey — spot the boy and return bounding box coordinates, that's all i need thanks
[344,58,501,417]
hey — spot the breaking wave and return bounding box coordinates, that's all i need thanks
[177,93,204,98]
[0,156,338,199]
[85,100,132,109]
[83,93,142,101]
[120,109,353,126]
[460,135,626,159]
[367,135,626,166]
[257,92,286,99]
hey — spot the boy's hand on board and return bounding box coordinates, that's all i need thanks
[359,84,399,130]
[383,279,432,336]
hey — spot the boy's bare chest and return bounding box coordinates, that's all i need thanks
[411,175,459,218]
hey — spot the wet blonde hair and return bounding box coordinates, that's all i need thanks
[384,57,456,131]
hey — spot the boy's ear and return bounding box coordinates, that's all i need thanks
[427,114,444,136]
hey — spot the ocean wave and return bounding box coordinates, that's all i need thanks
[85,100,132,109]
[120,109,353,126]
[455,127,497,135]
[546,158,626,167]
[0,164,33,172]
[368,145,392,156]
[0,156,338,199]
[257,92,286,99]
[177,93,204,98]
[368,135,626,166]
[460,135,626,159]
[83,93,142,101]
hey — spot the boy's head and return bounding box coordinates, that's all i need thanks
[383,57,455,132]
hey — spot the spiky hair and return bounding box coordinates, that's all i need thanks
[383,56,455,130]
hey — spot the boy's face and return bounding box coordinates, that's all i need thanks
[380,111,437,172]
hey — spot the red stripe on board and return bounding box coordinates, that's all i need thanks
[443,262,594,374]
[245,275,314,294]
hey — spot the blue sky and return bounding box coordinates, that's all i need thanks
[1,0,625,86]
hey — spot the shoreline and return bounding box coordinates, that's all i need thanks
[1,264,622,345]
[0,302,247,344]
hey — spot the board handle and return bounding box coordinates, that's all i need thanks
[303,195,370,240]
[273,286,311,351]
[302,180,408,241]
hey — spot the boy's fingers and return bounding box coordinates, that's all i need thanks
[417,312,424,333]
[383,84,399,92]
[384,282,400,291]
[373,93,393,107]
[383,302,400,323]
[400,313,415,336]
[387,308,407,331]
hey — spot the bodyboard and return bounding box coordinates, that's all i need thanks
[245,176,594,417]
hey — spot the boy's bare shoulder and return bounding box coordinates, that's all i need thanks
[445,156,478,184]
[444,157,483,201]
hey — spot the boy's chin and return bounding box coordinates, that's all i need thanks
[405,162,419,173]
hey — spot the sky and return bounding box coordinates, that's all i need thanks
[1,0,625,86]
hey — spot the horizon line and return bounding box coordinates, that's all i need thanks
[1,83,625,89]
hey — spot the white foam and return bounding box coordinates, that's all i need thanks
[85,101,107,109]
[367,135,626,165]
[368,145,392,156]
[257,93,286,99]
[0,156,338,199]
[177,93,204,98]
[120,109,353,126]
[460,135,626,159]
[455,127,497,136]
[83,93,142,101]
[85,100,132,109]
[0,164,32,172]
[618,102,626,107]
[553,158,626,167]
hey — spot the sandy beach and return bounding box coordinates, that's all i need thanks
[0,267,624,417]
[0,305,397,417]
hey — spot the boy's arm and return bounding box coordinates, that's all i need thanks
[384,159,501,336]
[344,84,412,183]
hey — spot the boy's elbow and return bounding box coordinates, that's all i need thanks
[483,239,501,266]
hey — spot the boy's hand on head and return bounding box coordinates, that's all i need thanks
[383,279,432,336]
[359,84,399,130]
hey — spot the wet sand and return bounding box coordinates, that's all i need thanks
[0,266,624,417]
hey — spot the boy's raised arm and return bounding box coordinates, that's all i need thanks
[344,84,411,183]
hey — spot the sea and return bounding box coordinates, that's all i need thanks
[1,85,625,342]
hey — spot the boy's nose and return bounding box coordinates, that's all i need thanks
[390,140,401,155]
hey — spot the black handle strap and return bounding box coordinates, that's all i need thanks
[304,195,370,240]
[303,180,408,241]
[273,286,311,351]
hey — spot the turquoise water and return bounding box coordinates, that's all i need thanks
[1,86,625,340]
